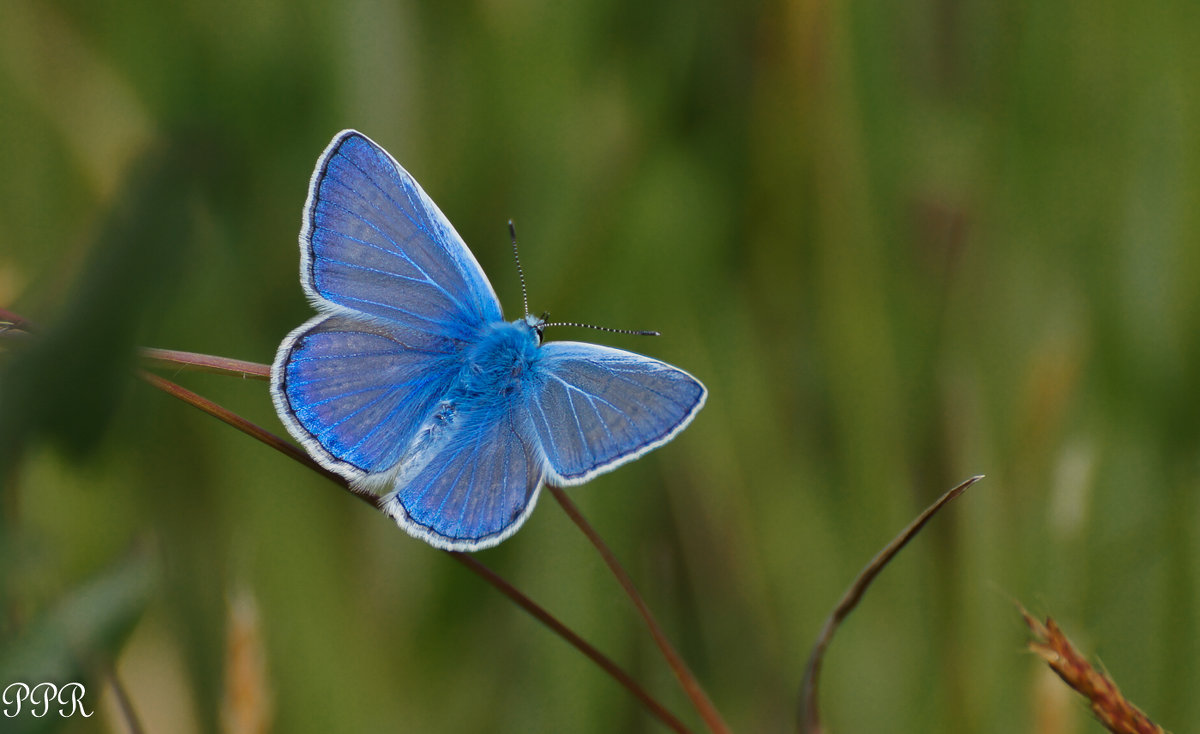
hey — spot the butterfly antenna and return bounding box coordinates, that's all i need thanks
[541,321,661,337]
[509,220,530,316]
[509,221,657,336]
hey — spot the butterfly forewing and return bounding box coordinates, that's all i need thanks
[303,131,503,335]
[526,342,707,485]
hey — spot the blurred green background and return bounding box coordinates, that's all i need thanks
[2,1,1198,732]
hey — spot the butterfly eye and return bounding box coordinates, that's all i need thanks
[521,313,547,343]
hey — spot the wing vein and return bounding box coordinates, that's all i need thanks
[332,149,472,314]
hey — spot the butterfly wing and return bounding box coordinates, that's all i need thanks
[380,400,545,551]
[272,130,502,480]
[271,313,462,479]
[301,130,503,332]
[526,342,707,485]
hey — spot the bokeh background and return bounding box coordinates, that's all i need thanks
[2,1,1199,732]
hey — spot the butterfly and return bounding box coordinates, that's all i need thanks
[270,130,707,551]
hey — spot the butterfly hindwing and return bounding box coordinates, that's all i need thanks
[525,342,707,485]
[381,401,545,550]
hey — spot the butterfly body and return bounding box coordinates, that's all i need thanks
[456,317,541,403]
[273,130,706,551]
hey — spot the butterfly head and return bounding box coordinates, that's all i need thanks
[523,312,547,344]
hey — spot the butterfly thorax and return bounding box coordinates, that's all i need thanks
[452,319,541,405]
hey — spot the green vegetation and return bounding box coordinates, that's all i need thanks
[2,2,1197,732]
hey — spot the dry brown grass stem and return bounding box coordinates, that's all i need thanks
[799,475,983,733]
[1022,607,1168,734]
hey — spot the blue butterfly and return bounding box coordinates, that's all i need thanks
[270,130,707,551]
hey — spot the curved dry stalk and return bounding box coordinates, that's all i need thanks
[798,475,983,734]
[2,305,705,732]
[549,486,732,734]
[137,370,369,502]
[139,347,270,379]
[138,365,692,734]
[449,551,692,734]
[0,306,36,332]
[102,659,146,734]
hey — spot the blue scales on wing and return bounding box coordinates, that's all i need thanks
[303,132,503,334]
[383,401,544,548]
[272,131,504,481]
[273,314,461,477]
[525,342,707,485]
